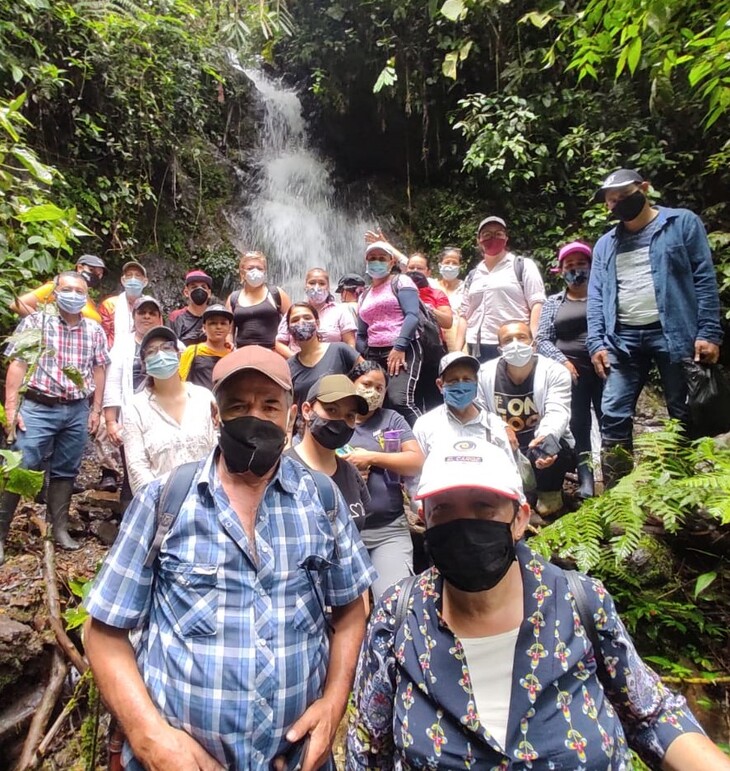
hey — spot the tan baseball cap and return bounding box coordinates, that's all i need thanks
[212,345,292,394]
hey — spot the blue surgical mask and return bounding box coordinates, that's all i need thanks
[305,286,328,305]
[366,261,390,279]
[442,381,478,410]
[144,350,180,380]
[439,264,460,281]
[123,277,145,298]
[55,290,87,314]
[564,269,589,286]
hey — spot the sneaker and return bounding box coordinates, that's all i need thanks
[536,491,563,516]
[97,469,120,493]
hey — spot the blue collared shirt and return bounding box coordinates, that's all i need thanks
[586,206,723,362]
[85,451,376,770]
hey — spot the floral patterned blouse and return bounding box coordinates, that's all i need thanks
[347,541,704,769]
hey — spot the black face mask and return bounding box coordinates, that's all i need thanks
[218,416,286,476]
[308,413,354,450]
[190,287,210,306]
[406,270,429,289]
[80,270,101,288]
[612,190,646,222]
[424,518,516,592]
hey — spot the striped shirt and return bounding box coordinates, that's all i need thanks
[84,451,376,770]
[5,310,110,399]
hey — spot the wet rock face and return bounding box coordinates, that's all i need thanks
[0,617,43,693]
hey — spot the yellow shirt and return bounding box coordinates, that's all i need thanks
[33,281,102,323]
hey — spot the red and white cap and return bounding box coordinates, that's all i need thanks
[415,438,525,503]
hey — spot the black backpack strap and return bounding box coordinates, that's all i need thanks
[514,255,525,288]
[270,286,283,314]
[393,574,418,632]
[230,289,241,309]
[143,461,201,569]
[566,570,608,682]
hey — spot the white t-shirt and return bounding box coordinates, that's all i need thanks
[460,627,520,750]
[460,254,546,345]
[616,218,660,325]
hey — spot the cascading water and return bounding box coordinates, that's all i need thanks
[227,69,374,299]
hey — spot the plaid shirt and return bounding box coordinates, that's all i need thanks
[5,310,110,399]
[535,291,569,364]
[85,451,376,770]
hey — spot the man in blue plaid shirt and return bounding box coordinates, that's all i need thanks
[85,345,376,771]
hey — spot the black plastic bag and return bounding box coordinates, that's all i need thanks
[681,360,730,439]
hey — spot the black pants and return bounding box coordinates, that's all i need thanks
[570,358,603,472]
[367,341,423,427]
[415,360,443,413]
[468,343,501,363]
[531,444,576,493]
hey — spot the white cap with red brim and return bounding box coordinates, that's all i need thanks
[415,438,526,504]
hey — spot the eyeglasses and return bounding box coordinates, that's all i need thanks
[142,341,177,359]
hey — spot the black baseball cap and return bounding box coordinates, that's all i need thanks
[336,273,366,292]
[132,296,163,315]
[139,325,178,355]
[594,169,644,202]
[76,254,106,270]
[202,303,233,322]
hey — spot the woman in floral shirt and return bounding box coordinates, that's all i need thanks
[347,439,728,770]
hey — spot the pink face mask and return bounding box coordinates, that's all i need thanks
[482,237,507,256]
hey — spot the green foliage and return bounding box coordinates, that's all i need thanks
[63,574,94,631]
[532,421,730,571]
[531,420,730,669]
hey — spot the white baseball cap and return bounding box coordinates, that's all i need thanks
[415,438,525,503]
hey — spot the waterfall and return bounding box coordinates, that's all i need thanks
[227,69,374,299]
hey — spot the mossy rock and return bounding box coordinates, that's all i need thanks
[625,534,675,585]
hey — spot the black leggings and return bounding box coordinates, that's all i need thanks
[570,359,603,471]
[366,341,423,427]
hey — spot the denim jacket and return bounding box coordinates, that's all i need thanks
[586,207,722,362]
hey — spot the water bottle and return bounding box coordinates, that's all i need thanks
[383,429,402,486]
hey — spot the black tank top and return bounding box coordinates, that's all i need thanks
[554,295,589,363]
[232,290,280,348]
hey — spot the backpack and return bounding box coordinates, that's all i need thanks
[362,276,447,365]
[143,460,337,569]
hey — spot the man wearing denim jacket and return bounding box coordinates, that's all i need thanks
[586,168,722,483]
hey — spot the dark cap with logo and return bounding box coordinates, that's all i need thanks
[594,169,644,202]
[336,273,366,292]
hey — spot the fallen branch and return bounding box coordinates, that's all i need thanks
[662,675,730,685]
[36,670,92,759]
[13,648,68,771]
[0,685,45,744]
[48,616,88,676]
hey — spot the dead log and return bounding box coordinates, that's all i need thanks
[0,685,44,744]
[13,648,67,771]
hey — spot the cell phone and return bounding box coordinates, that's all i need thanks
[279,736,310,771]
[529,435,561,460]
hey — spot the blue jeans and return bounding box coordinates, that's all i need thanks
[13,399,90,480]
[601,325,688,448]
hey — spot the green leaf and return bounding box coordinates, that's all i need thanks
[14,203,67,223]
[4,467,45,498]
[61,366,85,388]
[520,10,553,29]
[373,60,397,93]
[440,0,466,22]
[694,571,717,598]
[0,450,22,471]
[626,36,642,75]
[62,605,90,631]
[10,148,54,185]
[442,51,459,79]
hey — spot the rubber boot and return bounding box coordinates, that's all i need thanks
[0,492,20,566]
[46,479,80,550]
[601,443,633,490]
[97,467,120,493]
[576,462,595,499]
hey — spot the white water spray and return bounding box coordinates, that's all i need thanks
[227,69,373,298]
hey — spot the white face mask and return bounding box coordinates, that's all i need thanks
[245,268,266,287]
[501,340,534,367]
[439,264,460,280]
